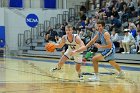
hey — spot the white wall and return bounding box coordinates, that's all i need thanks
[3,8,67,51]
[0,0,87,9]
[0,8,4,25]
[0,0,87,51]
[24,0,41,8]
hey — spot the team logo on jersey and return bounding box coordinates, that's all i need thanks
[68,44,76,49]
[26,14,39,28]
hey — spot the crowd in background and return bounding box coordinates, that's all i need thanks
[44,0,140,54]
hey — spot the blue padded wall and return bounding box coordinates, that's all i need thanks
[0,26,5,48]
[44,0,56,8]
[9,0,23,8]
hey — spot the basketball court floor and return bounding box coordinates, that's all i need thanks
[0,56,140,93]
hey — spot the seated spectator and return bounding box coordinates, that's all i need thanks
[80,5,87,13]
[110,7,120,19]
[45,27,59,43]
[78,29,86,44]
[121,4,131,22]
[121,29,135,54]
[128,20,137,32]
[129,25,137,38]
[110,15,122,33]
[79,11,87,21]
[136,29,140,53]
[60,22,68,37]
[118,0,127,12]
[111,28,120,49]
[134,16,140,28]
[128,0,135,12]
[79,20,86,30]
[85,16,97,31]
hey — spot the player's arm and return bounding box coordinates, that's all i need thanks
[55,35,65,48]
[86,34,98,48]
[75,34,98,52]
[75,35,85,47]
[95,32,112,49]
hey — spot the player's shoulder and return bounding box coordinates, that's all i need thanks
[62,35,67,38]
[73,34,78,37]
[61,35,67,41]
[74,34,80,39]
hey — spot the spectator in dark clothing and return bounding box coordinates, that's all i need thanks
[128,0,135,12]
[60,22,68,37]
[80,5,87,13]
[110,15,122,32]
[118,0,127,12]
[79,20,86,30]
[110,7,120,19]
[79,11,86,21]
[121,4,131,22]
[45,27,58,43]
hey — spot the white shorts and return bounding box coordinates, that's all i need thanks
[64,49,83,63]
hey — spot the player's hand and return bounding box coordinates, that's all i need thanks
[70,50,77,56]
[94,43,101,48]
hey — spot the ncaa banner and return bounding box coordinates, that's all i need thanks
[26,14,39,28]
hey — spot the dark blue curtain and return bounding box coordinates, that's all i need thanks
[44,0,56,8]
[9,0,23,8]
[0,26,5,48]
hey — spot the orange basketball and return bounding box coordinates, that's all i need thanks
[45,43,56,52]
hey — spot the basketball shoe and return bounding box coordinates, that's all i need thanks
[88,73,100,81]
[116,71,125,78]
[50,67,61,72]
[78,73,84,80]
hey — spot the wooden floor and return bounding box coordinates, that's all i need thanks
[0,56,140,93]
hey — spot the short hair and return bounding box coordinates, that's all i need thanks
[65,24,74,30]
[97,20,105,27]
[65,24,73,29]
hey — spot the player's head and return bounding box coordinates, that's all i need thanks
[65,24,73,34]
[97,20,105,32]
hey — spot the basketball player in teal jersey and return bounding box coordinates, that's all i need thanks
[71,20,125,81]
[51,24,85,80]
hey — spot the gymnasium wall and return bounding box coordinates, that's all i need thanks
[0,0,87,9]
[2,8,67,50]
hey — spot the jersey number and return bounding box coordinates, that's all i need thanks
[70,45,76,50]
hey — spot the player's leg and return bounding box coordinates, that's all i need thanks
[51,49,70,71]
[92,54,104,73]
[51,55,68,71]
[106,47,125,78]
[109,60,125,78]
[75,63,83,79]
[74,54,83,80]
[88,54,104,81]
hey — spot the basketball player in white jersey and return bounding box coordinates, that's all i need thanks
[51,24,85,79]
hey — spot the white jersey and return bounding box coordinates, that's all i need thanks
[64,34,81,51]
[63,34,83,63]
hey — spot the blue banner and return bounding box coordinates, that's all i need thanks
[44,0,56,8]
[9,0,23,8]
[0,26,5,48]
[26,14,39,28]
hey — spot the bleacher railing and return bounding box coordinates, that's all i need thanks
[17,1,87,51]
